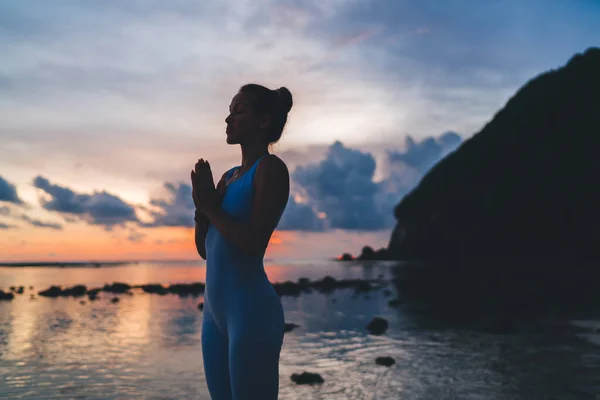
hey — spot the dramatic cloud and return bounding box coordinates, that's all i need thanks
[145,179,327,231]
[277,196,325,231]
[0,222,16,229]
[388,132,462,174]
[0,175,23,204]
[144,182,195,228]
[3,0,597,194]
[292,141,389,230]
[290,136,463,230]
[33,176,138,228]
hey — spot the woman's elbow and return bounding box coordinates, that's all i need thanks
[196,244,207,260]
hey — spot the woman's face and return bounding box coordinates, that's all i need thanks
[225,92,268,145]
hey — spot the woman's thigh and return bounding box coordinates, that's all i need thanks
[228,335,283,400]
[202,311,233,400]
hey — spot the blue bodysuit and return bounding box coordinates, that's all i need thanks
[202,155,285,400]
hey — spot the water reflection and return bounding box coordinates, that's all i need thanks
[1,260,599,399]
[158,296,203,347]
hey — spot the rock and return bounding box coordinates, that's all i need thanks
[297,277,312,292]
[65,285,87,297]
[273,281,302,297]
[168,283,205,296]
[140,284,168,295]
[0,290,14,301]
[17,286,24,294]
[197,302,204,311]
[38,286,63,297]
[88,288,101,301]
[79,300,86,305]
[284,323,299,333]
[290,372,324,385]
[338,253,354,261]
[383,289,392,297]
[366,317,388,335]
[357,246,389,261]
[375,356,396,367]
[110,297,120,303]
[315,276,337,293]
[38,285,87,297]
[103,283,131,293]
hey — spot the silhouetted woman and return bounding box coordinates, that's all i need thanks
[191,84,292,400]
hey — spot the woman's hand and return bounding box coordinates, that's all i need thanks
[191,159,220,214]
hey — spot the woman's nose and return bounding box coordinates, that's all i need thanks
[225,114,232,123]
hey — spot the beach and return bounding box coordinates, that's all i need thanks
[1,260,600,399]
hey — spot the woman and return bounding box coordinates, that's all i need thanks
[190,83,292,400]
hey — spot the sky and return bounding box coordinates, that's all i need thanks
[1,0,599,262]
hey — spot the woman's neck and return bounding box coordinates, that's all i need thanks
[240,143,269,170]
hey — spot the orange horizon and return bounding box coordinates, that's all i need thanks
[1,222,389,263]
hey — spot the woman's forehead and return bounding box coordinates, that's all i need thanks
[229,92,253,108]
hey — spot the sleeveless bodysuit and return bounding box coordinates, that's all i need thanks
[201,155,285,400]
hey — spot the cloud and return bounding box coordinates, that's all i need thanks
[144,182,195,228]
[2,0,597,207]
[0,204,62,230]
[127,230,147,243]
[387,131,462,174]
[289,135,462,230]
[0,222,17,229]
[33,176,138,228]
[277,196,325,231]
[0,175,24,204]
[19,214,63,230]
[144,179,327,231]
[292,141,389,230]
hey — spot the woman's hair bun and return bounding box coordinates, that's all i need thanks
[275,87,293,113]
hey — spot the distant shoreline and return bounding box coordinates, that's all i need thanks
[0,261,134,268]
[0,258,343,268]
[0,260,200,268]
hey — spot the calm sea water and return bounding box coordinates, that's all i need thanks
[1,259,599,399]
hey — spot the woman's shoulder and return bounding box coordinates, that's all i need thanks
[255,154,289,183]
[258,154,287,172]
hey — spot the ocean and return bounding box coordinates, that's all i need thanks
[1,259,599,399]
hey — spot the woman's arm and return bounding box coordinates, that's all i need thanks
[203,155,289,254]
[194,214,210,260]
[194,172,228,260]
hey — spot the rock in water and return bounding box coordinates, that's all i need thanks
[366,317,388,335]
[290,372,324,385]
[0,290,14,301]
[284,322,299,333]
[376,356,396,367]
[388,47,600,261]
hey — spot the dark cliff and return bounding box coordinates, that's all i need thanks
[387,47,600,261]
